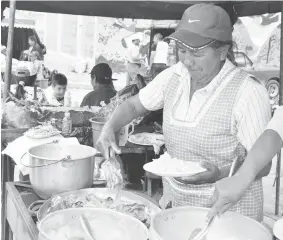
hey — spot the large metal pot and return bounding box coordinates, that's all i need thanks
[149,206,272,240]
[26,142,96,199]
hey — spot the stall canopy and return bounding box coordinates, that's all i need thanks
[1,1,282,21]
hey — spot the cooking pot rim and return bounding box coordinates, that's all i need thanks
[151,206,272,236]
[37,207,149,237]
[28,143,97,161]
[89,117,109,124]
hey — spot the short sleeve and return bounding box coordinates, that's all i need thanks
[139,65,175,111]
[80,94,90,107]
[266,106,283,140]
[234,77,271,151]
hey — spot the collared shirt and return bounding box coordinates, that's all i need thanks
[139,60,271,151]
[80,84,117,107]
[266,106,283,140]
[153,42,169,64]
[127,44,143,64]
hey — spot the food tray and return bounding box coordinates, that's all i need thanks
[24,125,61,139]
[36,188,161,222]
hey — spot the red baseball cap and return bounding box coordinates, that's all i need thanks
[167,3,233,49]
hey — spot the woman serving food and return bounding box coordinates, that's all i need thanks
[96,3,271,222]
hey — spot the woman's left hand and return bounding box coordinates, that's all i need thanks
[175,161,221,185]
[207,175,251,221]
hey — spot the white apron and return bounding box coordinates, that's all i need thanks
[161,67,263,222]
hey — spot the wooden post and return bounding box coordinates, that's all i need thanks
[3,0,16,101]
[275,3,283,216]
[280,4,283,107]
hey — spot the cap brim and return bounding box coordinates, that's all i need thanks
[166,29,214,49]
[88,72,118,81]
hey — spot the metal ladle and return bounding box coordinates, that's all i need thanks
[80,214,96,240]
[189,157,240,240]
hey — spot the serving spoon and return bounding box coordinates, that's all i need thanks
[188,157,240,240]
[80,214,96,240]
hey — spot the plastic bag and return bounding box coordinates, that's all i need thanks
[2,101,38,128]
[102,154,125,189]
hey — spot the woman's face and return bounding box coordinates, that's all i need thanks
[177,42,228,84]
[28,39,35,46]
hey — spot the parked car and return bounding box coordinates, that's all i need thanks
[234,51,280,107]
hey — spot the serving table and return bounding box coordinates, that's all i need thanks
[3,181,158,240]
[1,124,162,240]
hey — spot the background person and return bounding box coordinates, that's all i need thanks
[126,38,147,86]
[44,73,71,106]
[80,63,117,107]
[27,36,43,60]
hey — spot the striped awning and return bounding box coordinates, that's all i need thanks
[1,18,35,29]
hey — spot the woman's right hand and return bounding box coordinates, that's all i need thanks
[95,127,121,166]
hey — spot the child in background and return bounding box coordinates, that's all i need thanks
[29,51,42,76]
[44,73,72,106]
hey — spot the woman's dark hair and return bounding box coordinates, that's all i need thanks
[32,30,46,52]
[28,36,37,45]
[211,40,238,65]
[51,73,68,86]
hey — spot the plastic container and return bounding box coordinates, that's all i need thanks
[89,117,120,148]
[61,112,72,136]
[64,91,72,107]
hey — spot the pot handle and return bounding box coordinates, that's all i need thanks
[28,200,46,217]
[20,140,71,168]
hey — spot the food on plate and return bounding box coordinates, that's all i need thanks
[47,193,152,227]
[45,214,133,240]
[24,125,61,138]
[143,152,206,177]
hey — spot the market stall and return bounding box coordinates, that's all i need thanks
[1,1,283,240]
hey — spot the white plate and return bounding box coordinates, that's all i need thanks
[128,133,164,146]
[273,218,283,240]
[143,152,206,177]
[24,125,61,139]
[25,132,61,139]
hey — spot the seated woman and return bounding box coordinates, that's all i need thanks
[27,35,44,60]
[80,63,117,107]
[44,73,71,106]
